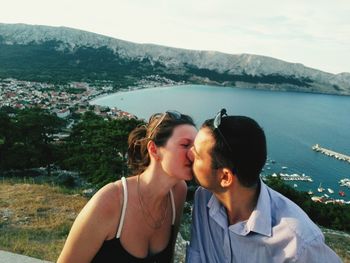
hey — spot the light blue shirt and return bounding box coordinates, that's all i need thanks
[186,181,342,263]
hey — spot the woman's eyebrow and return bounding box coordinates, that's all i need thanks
[178,138,192,143]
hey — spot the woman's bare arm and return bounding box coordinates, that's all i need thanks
[57,182,122,263]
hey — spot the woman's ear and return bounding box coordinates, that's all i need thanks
[147,140,160,161]
[219,168,235,188]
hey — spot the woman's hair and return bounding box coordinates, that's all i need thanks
[127,111,195,175]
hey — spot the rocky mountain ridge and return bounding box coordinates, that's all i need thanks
[1,23,349,95]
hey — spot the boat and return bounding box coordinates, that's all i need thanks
[307,190,313,195]
[327,188,334,194]
[293,184,298,188]
[324,194,329,198]
[317,183,325,193]
[339,191,346,197]
[281,166,288,170]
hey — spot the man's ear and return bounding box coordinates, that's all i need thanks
[147,140,160,161]
[218,168,235,188]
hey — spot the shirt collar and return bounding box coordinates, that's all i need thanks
[245,180,272,237]
[207,192,228,229]
[207,179,272,237]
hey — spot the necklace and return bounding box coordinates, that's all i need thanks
[137,174,170,229]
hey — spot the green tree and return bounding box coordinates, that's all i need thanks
[60,111,142,187]
[0,107,65,174]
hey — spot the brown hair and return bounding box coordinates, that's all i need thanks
[127,111,195,175]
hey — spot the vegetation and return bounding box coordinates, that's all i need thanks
[0,40,167,86]
[186,64,313,87]
[0,107,143,188]
[0,108,65,175]
[0,179,87,261]
[59,111,143,187]
[0,40,314,89]
[0,180,349,262]
[265,175,350,233]
[1,107,350,261]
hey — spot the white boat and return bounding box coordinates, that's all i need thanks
[324,194,329,198]
[282,166,288,170]
[327,188,334,194]
[293,184,298,188]
[317,183,325,193]
[308,190,313,195]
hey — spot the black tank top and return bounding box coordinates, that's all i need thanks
[91,177,176,263]
[91,226,175,263]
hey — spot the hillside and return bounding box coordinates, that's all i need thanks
[0,179,187,262]
[0,180,349,262]
[0,23,349,95]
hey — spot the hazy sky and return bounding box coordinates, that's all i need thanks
[1,0,349,74]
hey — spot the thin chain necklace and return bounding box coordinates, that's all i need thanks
[137,174,170,229]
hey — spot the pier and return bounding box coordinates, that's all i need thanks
[312,144,350,164]
[270,173,313,182]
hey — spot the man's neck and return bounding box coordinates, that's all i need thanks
[214,184,260,226]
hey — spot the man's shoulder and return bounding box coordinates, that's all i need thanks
[194,186,213,204]
[266,185,323,242]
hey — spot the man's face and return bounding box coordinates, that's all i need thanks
[187,127,221,190]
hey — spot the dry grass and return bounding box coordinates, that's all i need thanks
[0,180,349,262]
[0,180,87,261]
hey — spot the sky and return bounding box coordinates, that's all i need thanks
[1,0,350,74]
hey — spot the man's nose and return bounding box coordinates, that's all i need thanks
[187,146,194,162]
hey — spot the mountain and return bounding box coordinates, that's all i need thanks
[1,23,349,95]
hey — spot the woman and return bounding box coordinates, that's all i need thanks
[57,111,197,263]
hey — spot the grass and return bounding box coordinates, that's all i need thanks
[0,179,349,262]
[0,180,87,261]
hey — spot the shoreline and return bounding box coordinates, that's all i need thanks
[89,82,188,104]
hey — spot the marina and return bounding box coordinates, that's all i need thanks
[339,178,350,188]
[312,144,350,163]
[271,172,313,182]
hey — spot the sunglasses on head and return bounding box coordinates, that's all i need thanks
[213,108,233,153]
[148,110,182,138]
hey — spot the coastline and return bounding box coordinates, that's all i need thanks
[89,83,187,105]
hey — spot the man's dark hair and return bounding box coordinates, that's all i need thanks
[202,115,267,187]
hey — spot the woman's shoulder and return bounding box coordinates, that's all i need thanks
[87,180,124,223]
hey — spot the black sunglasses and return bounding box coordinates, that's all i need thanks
[213,108,233,153]
[148,110,182,138]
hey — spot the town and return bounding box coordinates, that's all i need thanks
[0,75,179,120]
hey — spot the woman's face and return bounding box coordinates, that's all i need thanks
[159,124,197,181]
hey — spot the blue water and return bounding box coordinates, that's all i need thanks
[91,85,350,199]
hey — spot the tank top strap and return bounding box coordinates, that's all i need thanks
[170,189,176,225]
[116,177,128,238]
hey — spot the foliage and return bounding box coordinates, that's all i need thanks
[0,107,65,173]
[59,111,143,187]
[265,175,350,233]
[186,64,313,87]
[0,41,168,86]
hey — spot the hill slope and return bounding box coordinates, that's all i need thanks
[0,23,349,95]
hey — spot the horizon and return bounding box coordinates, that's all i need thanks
[1,0,349,74]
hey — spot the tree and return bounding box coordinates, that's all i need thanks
[60,111,143,187]
[0,107,65,174]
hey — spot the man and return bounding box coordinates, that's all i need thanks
[186,109,341,263]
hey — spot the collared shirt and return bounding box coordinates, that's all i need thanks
[186,181,342,263]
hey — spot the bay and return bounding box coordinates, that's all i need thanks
[91,85,350,200]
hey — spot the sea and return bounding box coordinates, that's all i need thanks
[91,84,350,200]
